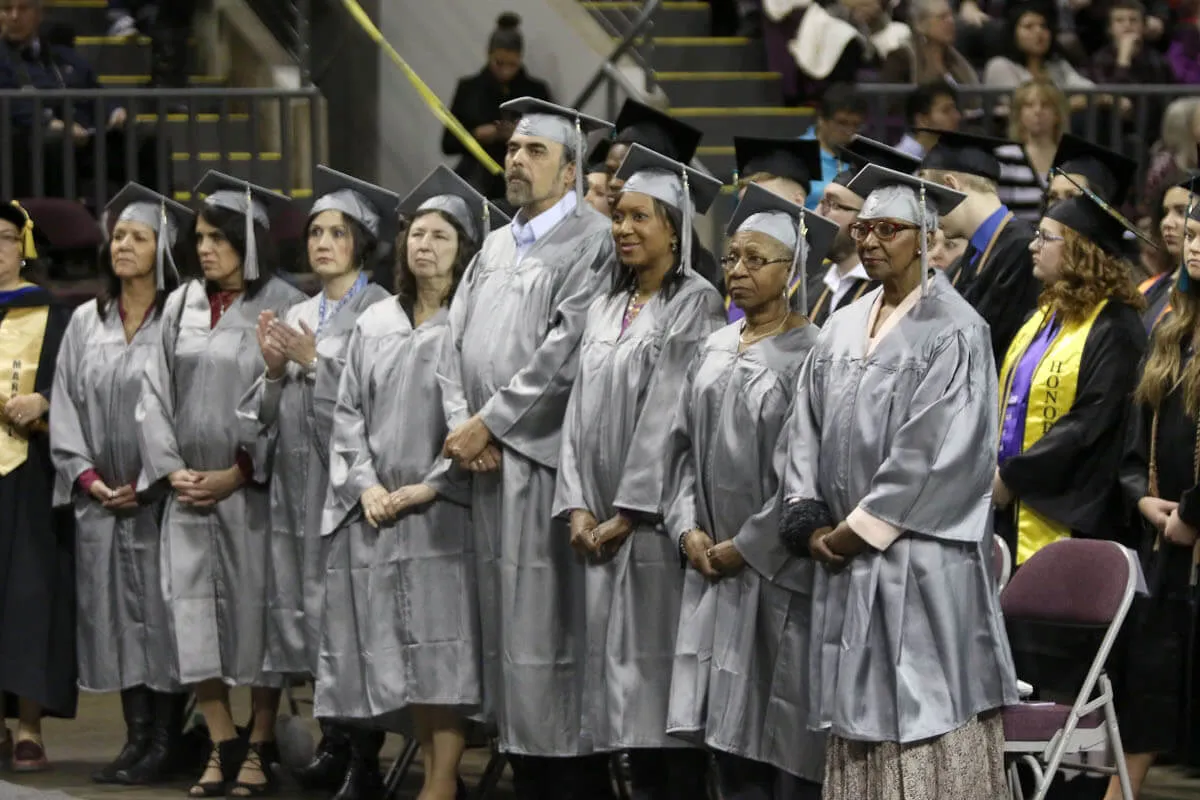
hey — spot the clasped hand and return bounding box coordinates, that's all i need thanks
[442,415,501,472]
[569,510,634,561]
[681,529,745,580]
[361,483,437,528]
[257,311,317,379]
[89,478,138,511]
[169,466,244,508]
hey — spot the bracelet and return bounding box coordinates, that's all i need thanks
[678,530,691,558]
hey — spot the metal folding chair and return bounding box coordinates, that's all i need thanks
[994,534,1012,591]
[999,538,1137,800]
[381,733,508,799]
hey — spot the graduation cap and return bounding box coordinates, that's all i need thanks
[586,138,612,174]
[1050,134,1136,207]
[918,128,1012,183]
[847,164,967,296]
[614,143,723,275]
[1043,184,1147,258]
[193,170,292,281]
[398,165,510,245]
[105,182,194,290]
[734,137,822,195]
[500,96,614,217]
[310,166,401,248]
[726,182,839,312]
[614,99,703,164]
[0,201,38,261]
[832,135,923,189]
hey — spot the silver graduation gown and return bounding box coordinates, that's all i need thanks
[439,205,614,757]
[238,283,390,678]
[553,274,725,751]
[664,323,825,781]
[782,272,1018,745]
[314,301,478,722]
[136,277,306,687]
[49,300,176,692]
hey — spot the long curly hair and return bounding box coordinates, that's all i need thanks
[1038,228,1145,327]
[1135,282,1200,415]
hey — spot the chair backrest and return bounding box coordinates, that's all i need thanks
[17,197,102,251]
[993,534,1012,591]
[1000,539,1134,627]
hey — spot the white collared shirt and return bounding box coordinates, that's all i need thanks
[823,260,870,310]
[511,190,578,261]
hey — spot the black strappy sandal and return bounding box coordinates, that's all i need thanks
[188,739,241,798]
[227,740,278,798]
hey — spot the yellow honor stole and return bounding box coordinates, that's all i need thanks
[999,300,1107,564]
[0,289,49,476]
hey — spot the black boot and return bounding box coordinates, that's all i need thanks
[294,719,352,792]
[92,686,154,783]
[114,691,188,785]
[331,729,385,800]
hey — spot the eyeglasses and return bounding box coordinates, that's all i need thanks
[848,220,917,243]
[719,254,790,272]
[817,196,862,215]
[1032,229,1065,247]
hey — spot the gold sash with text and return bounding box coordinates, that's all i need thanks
[0,301,49,476]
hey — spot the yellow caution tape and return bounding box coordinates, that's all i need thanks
[339,0,503,176]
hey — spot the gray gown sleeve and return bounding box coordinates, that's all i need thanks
[326,324,382,512]
[135,291,186,488]
[781,346,825,507]
[614,290,725,520]
[854,328,998,544]
[48,311,93,505]
[438,254,480,432]
[662,353,703,542]
[551,360,590,519]
[477,232,612,461]
[422,458,472,508]
[235,373,283,485]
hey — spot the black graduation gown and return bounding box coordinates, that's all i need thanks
[0,286,75,718]
[804,268,877,328]
[1141,271,1174,334]
[1115,337,1200,757]
[949,216,1041,367]
[999,302,1145,700]
[441,67,553,201]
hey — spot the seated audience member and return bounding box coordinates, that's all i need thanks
[894,81,963,159]
[799,83,866,210]
[0,0,160,197]
[881,0,979,91]
[997,79,1070,223]
[1071,0,1169,56]
[1088,0,1174,85]
[983,0,1095,114]
[1167,10,1200,84]
[442,12,552,200]
[1139,98,1200,222]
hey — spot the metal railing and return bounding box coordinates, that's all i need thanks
[573,0,664,118]
[0,87,325,212]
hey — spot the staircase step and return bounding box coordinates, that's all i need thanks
[669,106,814,140]
[135,113,255,151]
[646,37,765,72]
[100,74,226,86]
[584,1,710,37]
[77,37,200,75]
[171,187,311,203]
[657,71,781,107]
[169,153,286,190]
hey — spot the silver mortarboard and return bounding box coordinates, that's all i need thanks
[193,170,292,281]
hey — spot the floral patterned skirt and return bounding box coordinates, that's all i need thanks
[822,711,1007,800]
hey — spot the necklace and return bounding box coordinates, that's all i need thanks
[739,311,789,347]
[318,272,367,337]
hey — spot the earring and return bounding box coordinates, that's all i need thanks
[670,239,679,254]
[19,259,26,269]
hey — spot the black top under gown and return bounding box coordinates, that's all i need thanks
[0,285,75,718]
[1115,336,1200,756]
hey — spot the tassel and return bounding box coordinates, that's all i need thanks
[10,201,36,260]
[793,211,809,314]
[155,201,179,291]
[574,116,584,217]
[482,201,491,239]
[919,183,930,299]
[680,169,692,273]
[242,185,259,281]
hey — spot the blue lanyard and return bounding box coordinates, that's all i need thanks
[317,272,367,337]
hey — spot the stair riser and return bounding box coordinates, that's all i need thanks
[76,43,200,76]
[653,44,765,72]
[171,159,286,190]
[590,8,709,37]
[675,113,814,141]
[658,78,782,107]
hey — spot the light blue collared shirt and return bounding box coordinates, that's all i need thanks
[511,190,578,261]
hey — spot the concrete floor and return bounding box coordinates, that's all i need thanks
[1,691,1198,799]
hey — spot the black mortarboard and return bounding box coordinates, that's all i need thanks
[311,166,400,240]
[832,135,923,189]
[614,99,703,164]
[1050,133,1136,206]
[106,182,195,289]
[193,170,292,280]
[726,182,839,311]
[734,137,823,194]
[398,165,510,245]
[586,138,612,174]
[1045,173,1155,256]
[918,129,1010,183]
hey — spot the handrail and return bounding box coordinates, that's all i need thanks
[573,0,664,110]
[337,0,502,176]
